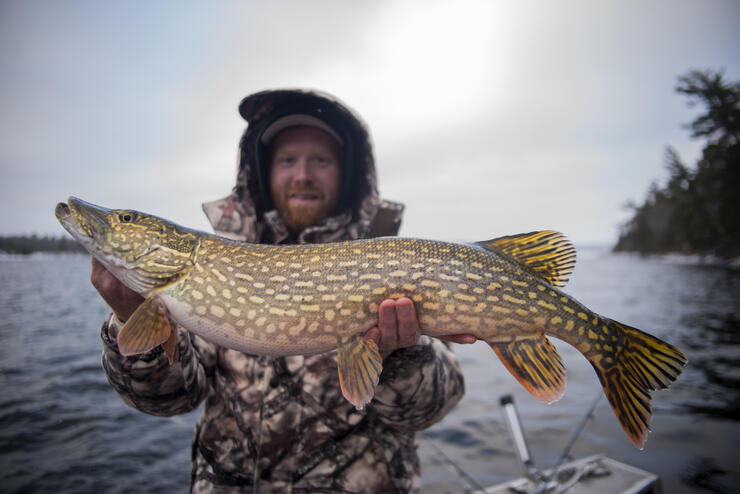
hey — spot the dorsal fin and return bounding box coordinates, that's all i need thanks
[477,231,576,287]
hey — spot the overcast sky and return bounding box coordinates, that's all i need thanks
[1,0,738,245]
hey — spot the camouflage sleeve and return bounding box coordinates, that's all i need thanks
[100,313,215,417]
[370,336,465,430]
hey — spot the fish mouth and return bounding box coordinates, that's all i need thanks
[55,200,88,238]
[54,202,71,221]
[56,197,114,241]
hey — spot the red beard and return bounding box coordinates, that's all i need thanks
[272,185,340,234]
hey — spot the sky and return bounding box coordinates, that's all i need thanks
[1,0,739,245]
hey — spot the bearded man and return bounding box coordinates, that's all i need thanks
[91,89,470,493]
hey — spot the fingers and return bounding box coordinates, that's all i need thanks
[395,297,419,347]
[366,297,420,357]
[377,299,399,350]
[90,258,144,321]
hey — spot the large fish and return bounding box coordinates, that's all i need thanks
[56,197,686,448]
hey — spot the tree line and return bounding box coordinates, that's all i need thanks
[0,234,85,255]
[614,69,740,259]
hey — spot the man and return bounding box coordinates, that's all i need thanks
[92,89,470,493]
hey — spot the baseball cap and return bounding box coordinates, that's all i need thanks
[259,114,344,146]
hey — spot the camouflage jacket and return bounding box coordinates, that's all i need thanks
[99,89,465,493]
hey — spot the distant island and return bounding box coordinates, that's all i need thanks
[614,69,739,260]
[0,234,85,255]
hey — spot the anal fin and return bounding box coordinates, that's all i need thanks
[490,336,566,404]
[337,335,383,410]
[117,295,173,360]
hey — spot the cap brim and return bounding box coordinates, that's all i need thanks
[260,114,343,145]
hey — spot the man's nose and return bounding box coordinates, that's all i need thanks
[293,159,313,182]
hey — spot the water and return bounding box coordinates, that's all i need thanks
[0,250,738,493]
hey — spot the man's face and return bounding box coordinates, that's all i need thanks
[269,126,343,234]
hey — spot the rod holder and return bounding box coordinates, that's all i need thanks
[500,394,540,481]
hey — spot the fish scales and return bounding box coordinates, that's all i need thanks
[55,197,687,449]
[169,236,582,354]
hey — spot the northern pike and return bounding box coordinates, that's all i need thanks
[56,197,686,449]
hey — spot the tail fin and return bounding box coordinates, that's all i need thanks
[592,320,687,449]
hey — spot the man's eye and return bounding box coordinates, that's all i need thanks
[275,157,294,167]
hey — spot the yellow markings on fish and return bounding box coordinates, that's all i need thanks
[249,296,265,304]
[301,304,320,312]
[453,293,477,303]
[502,294,526,305]
[537,300,557,311]
[211,269,227,282]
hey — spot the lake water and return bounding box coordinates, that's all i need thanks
[0,249,738,493]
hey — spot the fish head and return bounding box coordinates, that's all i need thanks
[55,197,198,294]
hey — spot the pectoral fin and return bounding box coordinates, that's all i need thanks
[337,335,383,410]
[489,336,566,404]
[117,295,173,359]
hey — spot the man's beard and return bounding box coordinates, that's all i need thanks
[273,186,340,234]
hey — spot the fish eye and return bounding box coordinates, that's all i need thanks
[118,212,136,223]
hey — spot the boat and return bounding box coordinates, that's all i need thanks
[481,394,662,494]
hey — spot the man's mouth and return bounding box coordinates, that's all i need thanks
[288,191,322,203]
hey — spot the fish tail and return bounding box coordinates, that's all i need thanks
[592,320,687,449]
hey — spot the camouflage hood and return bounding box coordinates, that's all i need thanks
[203,89,404,244]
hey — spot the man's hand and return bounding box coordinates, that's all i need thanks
[90,258,144,322]
[364,297,477,359]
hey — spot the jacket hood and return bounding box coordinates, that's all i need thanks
[203,89,403,244]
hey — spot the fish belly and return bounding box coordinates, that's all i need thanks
[159,293,339,357]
